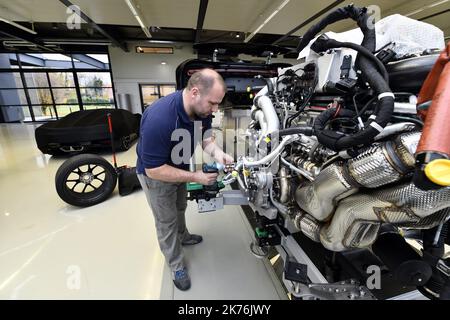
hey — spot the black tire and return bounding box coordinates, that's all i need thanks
[55,154,117,207]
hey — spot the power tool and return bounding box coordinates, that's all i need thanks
[186,162,248,212]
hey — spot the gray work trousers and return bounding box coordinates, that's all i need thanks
[137,173,190,272]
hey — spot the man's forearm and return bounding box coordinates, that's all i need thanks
[145,164,196,183]
[202,139,230,164]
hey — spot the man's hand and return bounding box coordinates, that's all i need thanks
[219,153,234,164]
[194,170,219,185]
[202,137,234,165]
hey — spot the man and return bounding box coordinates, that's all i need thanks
[136,68,233,291]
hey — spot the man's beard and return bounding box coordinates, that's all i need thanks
[195,111,209,119]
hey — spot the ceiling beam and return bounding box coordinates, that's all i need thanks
[58,0,129,52]
[418,8,450,21]
[9,53,45,66]
[71,54,106,69]
[195,0,209,43]
[272,0,345,45]
[0,21,56,52]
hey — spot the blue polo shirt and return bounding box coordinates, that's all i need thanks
[136,90,212,175]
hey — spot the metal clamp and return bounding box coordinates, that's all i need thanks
[288,279,376,300]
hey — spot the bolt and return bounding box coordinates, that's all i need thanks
[360,290,366,296]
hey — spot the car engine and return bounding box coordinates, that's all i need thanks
[226,5,450,300]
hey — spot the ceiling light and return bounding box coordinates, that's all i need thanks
[124,0,152,38]
[0,17,37,35]
[124,0,138,15]
[244,0,290,43]
[161,61,167,65]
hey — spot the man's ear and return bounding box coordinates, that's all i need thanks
[191,87,200,98]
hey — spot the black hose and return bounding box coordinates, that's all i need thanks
[274,126,314,137]
[296,5,369,54]
[311,38,389,83]
[295,4,394,151]
[286,63,318,127]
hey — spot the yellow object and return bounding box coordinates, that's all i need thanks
[246,86,251,92]
[425,159,450,186]
[231,171,238,178]
[243,169,250,177]
[249,93,254,99]
[264,136,271,143]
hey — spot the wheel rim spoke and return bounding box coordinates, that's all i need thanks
[70,182,80,191]
[82,184,88,193]
[94,170,106,177]
[88,183,98,190]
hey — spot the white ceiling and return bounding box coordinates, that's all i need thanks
[0,0,449,37]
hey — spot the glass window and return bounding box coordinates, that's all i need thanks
[0,52,115,122]
[140,84,176,111]
[0,89,27,105]
[80,88,113,104]
[27,53,72,61]
[86,54,109,64]
[83,104,115,110]
[52,88,78,104]
[14,106,31,121]
[24,73,49,88]
[23,53,73,69]
[56,105,80,117]
[141,85,159,107]
[49,72,75,87]
[0,105,30,121]
[160,85,176,97]
[0,72,23,89]
[77,72,112,87]
[32,105,57,121]
[28,89,53,105]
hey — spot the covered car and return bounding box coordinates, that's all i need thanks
[35,108,141,155]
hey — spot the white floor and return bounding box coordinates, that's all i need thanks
[0,123,286,300]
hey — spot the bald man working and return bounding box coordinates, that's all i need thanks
[136,68,233,291]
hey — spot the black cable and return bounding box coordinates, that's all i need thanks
[285,64,318,127]
[355,96,377,118]
[391,115,424,128]
[311,38,389,82]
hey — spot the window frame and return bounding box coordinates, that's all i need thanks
[138,83,176,113]
[0,52,117,123]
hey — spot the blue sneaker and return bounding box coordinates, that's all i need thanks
[173,268,191,291]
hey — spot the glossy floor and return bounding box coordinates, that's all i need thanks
[0,123,285,300]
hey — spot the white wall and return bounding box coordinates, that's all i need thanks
[109,42,196,114]
[109,42,299,114]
